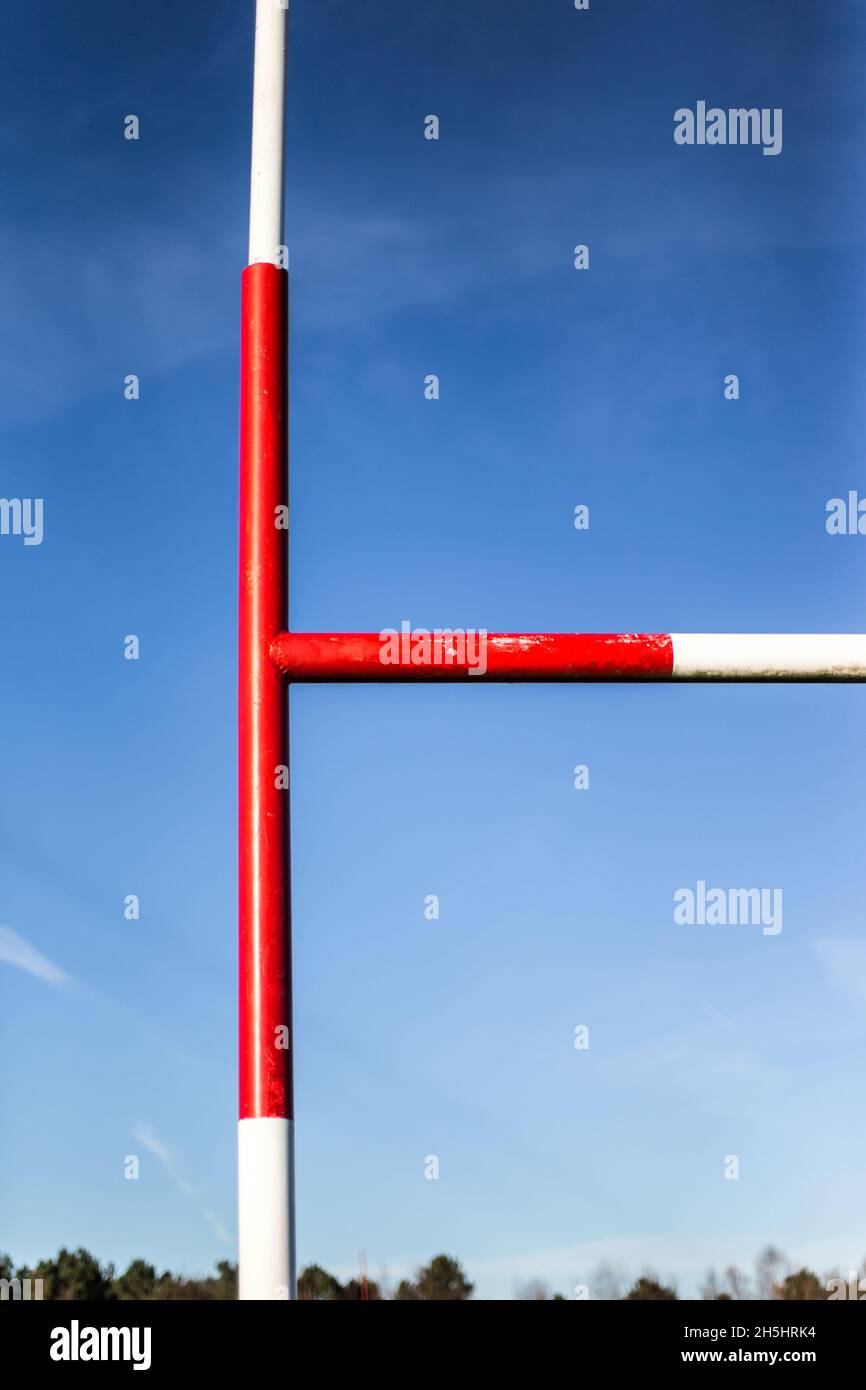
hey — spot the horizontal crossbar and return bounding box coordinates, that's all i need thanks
[269,632,866,682]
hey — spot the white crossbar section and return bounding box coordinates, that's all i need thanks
[672,634,866,680]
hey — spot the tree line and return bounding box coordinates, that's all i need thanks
[1,1246,860,1300]
[0,1250,472,1301]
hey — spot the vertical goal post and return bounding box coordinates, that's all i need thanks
[237,0,866,1299]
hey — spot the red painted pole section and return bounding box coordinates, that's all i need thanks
[269,631,674,681]
[239,262,291,1121]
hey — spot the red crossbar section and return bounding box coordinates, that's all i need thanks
[239,261,292,1120]
[269,631,675,680]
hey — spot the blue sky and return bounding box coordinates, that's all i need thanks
[1,0,866,1298]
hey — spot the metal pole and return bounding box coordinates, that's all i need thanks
[238,0,293,1300]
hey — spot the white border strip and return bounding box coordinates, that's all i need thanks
[238,1117,295,1300]
[248,0,287,266]
[671,634,866,680]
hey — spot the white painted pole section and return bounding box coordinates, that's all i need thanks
[248,0,287,266]
[238,1118,294,1299]
[671,634,866,680]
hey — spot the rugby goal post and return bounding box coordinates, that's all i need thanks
[237,0,866,1299]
